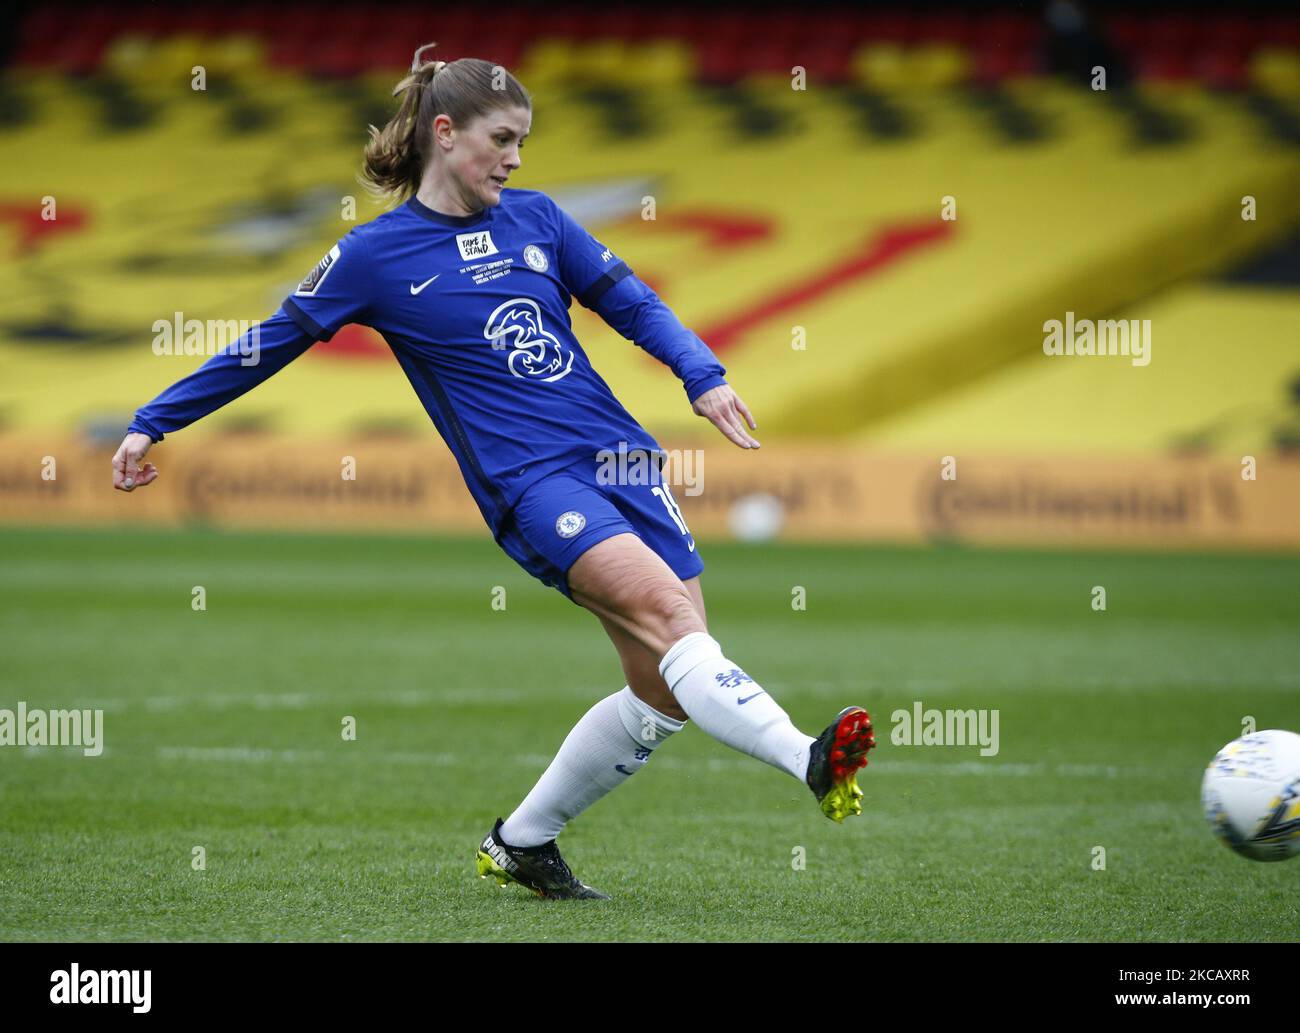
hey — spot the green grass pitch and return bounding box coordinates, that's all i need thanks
[1,526,1297,941]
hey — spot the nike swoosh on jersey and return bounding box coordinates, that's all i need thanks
[409,273,441,295]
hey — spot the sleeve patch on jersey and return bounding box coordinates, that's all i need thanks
[295,244,341,297]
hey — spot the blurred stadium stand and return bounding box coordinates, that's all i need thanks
[2,2,1298,548]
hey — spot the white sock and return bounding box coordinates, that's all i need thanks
[499,685,684,847]
[658,632,815,780]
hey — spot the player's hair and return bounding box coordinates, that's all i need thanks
[360,43,532,203]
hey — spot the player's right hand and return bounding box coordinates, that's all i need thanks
[691,384,760,449]
[112,432,159,492]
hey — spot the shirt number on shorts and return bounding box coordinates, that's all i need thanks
[651,485,695,551]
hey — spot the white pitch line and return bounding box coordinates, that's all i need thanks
[55,666,1300,719]
[150,745,1172,779]
[63,687,575,713]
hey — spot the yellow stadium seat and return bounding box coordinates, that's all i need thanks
[851,43,908,89]
[622,40,695,87]
[1249,49,1300,96]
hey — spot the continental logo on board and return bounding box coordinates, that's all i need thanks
[0,436,1296,550]
[921,465,1249,541]
[170,453,482,526]
[180,462,434,517]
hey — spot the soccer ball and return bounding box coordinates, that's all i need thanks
[1201,729,1300,862]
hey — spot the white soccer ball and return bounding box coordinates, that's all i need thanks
[1201,729,1300,862]
[728,492,785,542]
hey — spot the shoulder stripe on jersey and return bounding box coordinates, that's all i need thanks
[281,296,333,341]
[577,261,633,310]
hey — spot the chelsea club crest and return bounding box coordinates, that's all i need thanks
[556,511,586,538]
[523,245,549,272]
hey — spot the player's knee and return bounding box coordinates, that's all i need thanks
[639,583,705,654]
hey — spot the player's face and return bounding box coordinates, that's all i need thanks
[455,106,531,210]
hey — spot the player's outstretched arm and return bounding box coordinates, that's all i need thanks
[591,276,759,448]
[549,197,759,448]
[114,229,373,491]
[112,307,316,492]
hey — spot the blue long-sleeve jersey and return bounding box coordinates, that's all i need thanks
[129,189,728,538]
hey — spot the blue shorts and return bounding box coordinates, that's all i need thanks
[496,457,704,601]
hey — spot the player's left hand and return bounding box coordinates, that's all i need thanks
[691,384,760,449]
[112,432,159,492]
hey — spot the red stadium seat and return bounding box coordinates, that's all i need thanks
[802,41,855,84]
[310,40,370,78]
[221,8,275,35]
[183,10,227,37]
[856,13,912,44]
[52,35,106,75]
[971,13,1039,50]
[382,11,430,45]
[1138,49,1193,82]
[268,35,311,70]
[761,10,807,43]
[15,36,59,68]
[584,9,650,40]
[1193,48,1248,90]
[803,12,863,50]
[533,11,597,42]
[696,41,745,84]
[365,34,417,72]
[1148,14,1202,53]
[912,12,977,46]
[647,12,698,43]
[744,41,798,77]
[971,45,1037,82]
[1201,15,1255,53]
[688,12,749,46]
[475,36,525,71]
[437,10,480,36]
[1262,16,1300,49]
[16,2,1277,86]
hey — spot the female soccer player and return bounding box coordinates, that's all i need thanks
[112,46,875,900]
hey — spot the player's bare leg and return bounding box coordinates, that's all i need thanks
[477,541,701,897]
[567,533,705,658]
[567,532,874,809]
[477,535,873,899]
[593,574,707,724]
